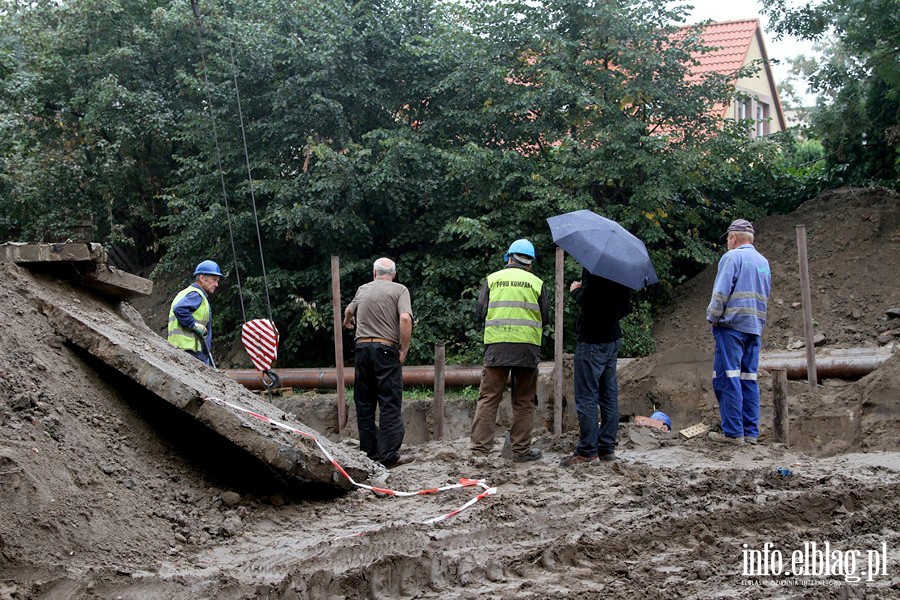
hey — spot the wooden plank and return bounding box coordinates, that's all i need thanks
[433,343,446,440]
[772,368,790,444]
[331,256,347,434]
[553,247,564,436]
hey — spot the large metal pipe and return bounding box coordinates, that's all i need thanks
[225,351,892,390]
[226,364,493,389]
[758,353,889,380]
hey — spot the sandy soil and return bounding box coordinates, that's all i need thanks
[654,187,900,353]
[1,187,899,599]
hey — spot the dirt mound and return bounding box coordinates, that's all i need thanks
[654,187,900,352]
[0,265,238,584]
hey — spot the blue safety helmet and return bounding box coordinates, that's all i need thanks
[193,260,223,277]
[650,411,672,431]
[504,239,536,265]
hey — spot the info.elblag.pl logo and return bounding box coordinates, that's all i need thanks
[742,541,891,583]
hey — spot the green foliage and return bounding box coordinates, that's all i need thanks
[0,0,833,366]
[762,0,899,185]
[0,0,184,250]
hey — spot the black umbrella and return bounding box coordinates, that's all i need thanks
[547,209,658,290]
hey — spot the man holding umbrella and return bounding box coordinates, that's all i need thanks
[546,210,657,465]
[561,270,632,465]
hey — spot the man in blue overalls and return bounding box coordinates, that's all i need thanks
[706,219,771,446]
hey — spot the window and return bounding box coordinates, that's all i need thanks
[756,103,768,137]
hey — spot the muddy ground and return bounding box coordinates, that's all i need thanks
[1,187,899,599]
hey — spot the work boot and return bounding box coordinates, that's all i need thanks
[512,448,542,463]
[560,454,600,467]
[708,431,745,446]
[597,452,617,461]
[745,436,759,445]
[383,454,416,469]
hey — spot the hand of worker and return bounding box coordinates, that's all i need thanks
[192,323,208,336]
[569,280,582,292]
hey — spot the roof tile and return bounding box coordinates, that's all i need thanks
[680,19,759,80]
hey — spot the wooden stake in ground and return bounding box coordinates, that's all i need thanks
[772,368,789,444]
[795,225,818,395]
[331,256,347,434]
[433,343,446,440]
[553,246,564,435]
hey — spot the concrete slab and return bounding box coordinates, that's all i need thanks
[83,263,153,298]
[0,241,107,263]
[1,242,153,299]
[6,262,378,490]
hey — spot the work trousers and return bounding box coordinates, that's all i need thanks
[712,326,761,439]
[574,339,622,457]
[470,366,537,455]
[185,348,212,366]
[354,343,404,465]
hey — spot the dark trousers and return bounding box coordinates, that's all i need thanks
[574,340,621,456]
[470,366,537,455]
[354,343,404,465]
[186,349,212,366]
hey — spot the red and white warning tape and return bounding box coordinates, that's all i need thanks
[204,397,496,525]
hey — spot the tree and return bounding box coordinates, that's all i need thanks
[762,0,899,183]
[0,0,193,254]
[2,0,807,365]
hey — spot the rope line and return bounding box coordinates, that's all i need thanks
[189,0,247,324]
[218,0,274,326]
[205,396,497,526]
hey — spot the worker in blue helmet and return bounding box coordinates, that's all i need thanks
[167,260,222,366]
[471,239,548,463]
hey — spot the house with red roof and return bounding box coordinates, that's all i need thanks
[682,19,787,138]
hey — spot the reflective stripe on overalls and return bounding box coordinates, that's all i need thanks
[167,285,210,352]
[484,268,543,346]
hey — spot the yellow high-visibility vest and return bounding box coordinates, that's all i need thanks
[484,268,543,346]
[167,285,210,352]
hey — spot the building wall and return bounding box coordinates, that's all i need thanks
[723,32,783,137]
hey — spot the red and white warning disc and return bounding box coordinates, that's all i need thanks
[241,318,279,371]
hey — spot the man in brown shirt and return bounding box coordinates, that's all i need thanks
[343,258,415,468]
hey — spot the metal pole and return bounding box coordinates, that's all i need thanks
[772,368,789,445]
[433,343,446,440]
[554,247,564,435]
[331,256,347,433]
[795,225,818,395]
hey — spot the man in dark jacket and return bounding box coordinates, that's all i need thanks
[561,269,632,466]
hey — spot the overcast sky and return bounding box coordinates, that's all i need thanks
[678,0,820,104]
